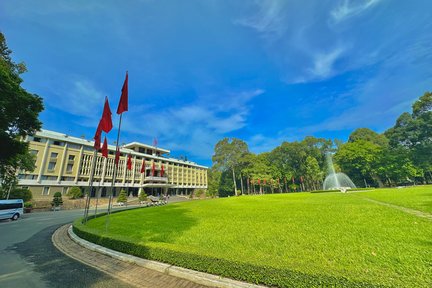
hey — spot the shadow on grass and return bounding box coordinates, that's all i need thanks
[83,204,199,244]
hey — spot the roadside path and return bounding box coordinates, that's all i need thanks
[53,225,208,288]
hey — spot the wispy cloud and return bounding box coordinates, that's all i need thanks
[235,1,287,38]
[309,47,345,79]
[331,0,382,23]
[49,77,106,118]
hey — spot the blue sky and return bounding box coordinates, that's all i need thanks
[1,0,431,166]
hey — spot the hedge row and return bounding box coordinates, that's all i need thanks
[73,218,379,288]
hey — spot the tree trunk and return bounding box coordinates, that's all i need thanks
[240,174,244,195]
[232,168,237,196]
[246,177,250,195]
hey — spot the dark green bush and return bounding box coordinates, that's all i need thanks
[52,191,63,207]
[67,187,83,199]
[7,188,33,202]
[117,190,127,203]
[138,192,147,202]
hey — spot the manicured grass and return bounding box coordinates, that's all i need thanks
[358,186,432,213]
[75,187,432,287]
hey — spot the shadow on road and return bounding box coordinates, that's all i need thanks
[7,224,132,288]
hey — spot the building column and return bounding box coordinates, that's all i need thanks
[176,164,180,186]
[57,143,68,183]
[75,146,84,184]
[37,139,50,183]
[131,155,136,186]
[122,155,127,184]
[101,157,108,184]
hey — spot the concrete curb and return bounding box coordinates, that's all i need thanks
[68,225,266,288]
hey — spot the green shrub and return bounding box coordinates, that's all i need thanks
[24,202,33,208]
[7,188,33,202]
[117,190,127,203]
[52,191,63,207]
[67,187,83,199]
[194,189,205,198]
[138,192,147,202]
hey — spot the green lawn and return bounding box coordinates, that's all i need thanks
[358,186,432,213]
[75,187,432,287]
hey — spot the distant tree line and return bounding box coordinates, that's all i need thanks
[209,92,432,197]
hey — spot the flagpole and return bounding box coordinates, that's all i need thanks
[109,112,123,214]
[94,179,100,217]
[84,149,98,224]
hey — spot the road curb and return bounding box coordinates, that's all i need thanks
[67,225,266,288]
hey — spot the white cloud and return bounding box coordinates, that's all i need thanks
[309,47,345,79]
[331,0,382,23]
[49,77,106,118]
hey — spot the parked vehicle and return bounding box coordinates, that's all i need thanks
[0,199,24,221]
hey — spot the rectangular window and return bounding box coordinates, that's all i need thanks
[50,152,58,158]
[62,187,68,195]
[66,164,73,173]
[69,143,81,150]
[33,137,41,142]
[42,187,50,195]
[53,140,64,146]
[48,162,56,171]
[0,203,23,210]
[68,155,75,161]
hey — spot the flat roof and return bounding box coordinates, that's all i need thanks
[123,142,170,154]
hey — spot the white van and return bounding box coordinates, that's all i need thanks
[0,199,24,221]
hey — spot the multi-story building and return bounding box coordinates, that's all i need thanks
[17,129,208,200]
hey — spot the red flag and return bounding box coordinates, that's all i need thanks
[140,159,146,173]
[117,72,128,114]
[152,162,155,176]
[127,154,132,170]
[258,179,261,185]
[161,164,164,177]
[115,148,120,165]
[101,137,108,158]
[100,96,113,133]
[153,137,158,147]
[93,124,102,150]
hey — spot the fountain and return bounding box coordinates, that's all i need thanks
[323,153,356,192]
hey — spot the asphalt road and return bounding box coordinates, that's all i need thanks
[0,209,132,288]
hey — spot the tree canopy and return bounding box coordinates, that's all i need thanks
[0,32,44,195]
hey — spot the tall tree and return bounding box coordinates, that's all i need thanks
[348,128,389,147]
[386,92,432,182]
[304,156,322,191]
[212,138,249,196]
[0,32,44,193]
[334,140,383,187]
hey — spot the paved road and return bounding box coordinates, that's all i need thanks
[0,209,132,288]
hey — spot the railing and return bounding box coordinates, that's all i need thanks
[143,176,168,183]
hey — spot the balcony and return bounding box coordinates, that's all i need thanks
[143,176,168,183]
